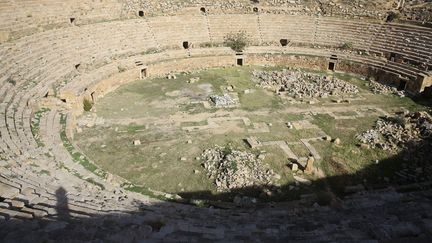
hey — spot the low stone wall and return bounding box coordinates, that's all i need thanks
[247,54,328,70]
[337,60,372,77]
[64,51,403,116]
[62,48,429,135]
[65,53,234,116]
[85,54,235,104]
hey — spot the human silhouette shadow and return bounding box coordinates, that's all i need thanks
[55,187,70,221]
[0,129,430,242]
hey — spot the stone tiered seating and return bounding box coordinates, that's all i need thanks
[259,14,316,44]
[315,17,432,69]
[0,3,431,241]
[148,15,210,48]
[208,14,261,44]
[315,17,379,49]
[0,0,123,41]
[372,23,432,64]
[0,183,431,241]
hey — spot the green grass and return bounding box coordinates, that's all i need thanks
[38,170,50,176]
[309,113,404,193]
[83,99,93,112]
[93,66,291,119]
[31,108,50,147]
[60,114,107,179]
[126,124,147,133]
[239,89,283,111]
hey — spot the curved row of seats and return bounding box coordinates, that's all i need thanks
[6,0,426,41]
[0,14,429,212]
[0,0,123,40]
[0,7,431,240]
[0,14,430,89]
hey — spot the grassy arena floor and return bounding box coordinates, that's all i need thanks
[74,66,426,202]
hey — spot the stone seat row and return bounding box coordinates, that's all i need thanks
[0,156,135,218]
[0,15,428,94]
[315,18,432,53]
[316,23,432,62]
[0,77,143,218]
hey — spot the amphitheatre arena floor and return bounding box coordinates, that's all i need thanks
[73,66,424,203]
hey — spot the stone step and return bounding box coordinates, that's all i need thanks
[0,207,33,220]
[0,182,20,198]
[20,206,49,218]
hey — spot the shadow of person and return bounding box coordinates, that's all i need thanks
[55,187,70,221]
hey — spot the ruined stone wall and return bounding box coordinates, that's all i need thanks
[65,52,332,117]
[337,60,375,77]
[418,74,432,93]
[61,48,431,118]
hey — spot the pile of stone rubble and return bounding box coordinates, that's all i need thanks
[368,80,405,97]
[357,111,432,183]
[357,111,432,151]
[252,69,359,99]
[210,94,237,107]
[356,129,380,146]
[201,146,276,191]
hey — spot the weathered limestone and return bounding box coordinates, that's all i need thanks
[246,136,260,149]
[201,145,276,191]
[0,2,430,241]
[0,183,20,198]
[304,157,315,175]
[0,31,9,43]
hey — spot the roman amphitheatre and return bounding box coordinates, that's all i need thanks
[0,0,432,241]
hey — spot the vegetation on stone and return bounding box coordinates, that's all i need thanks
[340,42,353,50]
[83,98,94,112]
[223,31,249,52]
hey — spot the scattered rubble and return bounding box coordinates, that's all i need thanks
[201,146,277,191]
[167,73,177,79]
[291,163,299,172]
[357,130,380,146]
[286,122,294,129]
[210,94,237,107]
[357,111,432,184]
[368,80,405,97]
[187,77,200,84]
[252,69,359,99]
[356,111,432,151]
[77,114,105,128]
